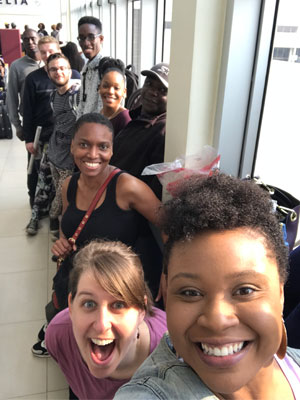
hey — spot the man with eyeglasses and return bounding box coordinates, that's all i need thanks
[6,29,42,141]
[77,16,104,117]
[23,36,80,236]
[46,53,80,241]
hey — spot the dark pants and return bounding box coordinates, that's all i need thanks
[27,151,39,207]
[69,387,79,399]
[30,143,54,221]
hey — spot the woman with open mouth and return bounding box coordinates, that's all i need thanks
[115,174,300,400]
[32,112,163,359]
[46,240,167,399]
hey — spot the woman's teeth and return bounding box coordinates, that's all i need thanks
[201,341,244,356]
[91,338,114,346]
[84,162,99,168]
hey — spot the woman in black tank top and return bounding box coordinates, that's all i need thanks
[51,113,163,295]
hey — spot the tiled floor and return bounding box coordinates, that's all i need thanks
[0,135,68,400]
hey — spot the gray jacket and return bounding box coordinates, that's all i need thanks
[114,333,300,400]
[6,55,42,128]
[77,51,102,118]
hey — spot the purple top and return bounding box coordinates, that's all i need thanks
[275,354,300,398]
[46,307,166,400]
[110,109,131,138]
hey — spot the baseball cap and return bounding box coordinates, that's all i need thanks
[141,63,169,88]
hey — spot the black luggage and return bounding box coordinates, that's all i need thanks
[0,99,13,139]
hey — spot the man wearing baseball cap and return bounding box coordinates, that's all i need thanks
[110,62,169,199]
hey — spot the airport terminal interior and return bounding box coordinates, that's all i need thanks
[1,0,300,398]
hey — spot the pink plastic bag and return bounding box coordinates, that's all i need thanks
[142,145,220,196]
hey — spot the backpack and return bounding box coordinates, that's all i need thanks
[98,56,139,108]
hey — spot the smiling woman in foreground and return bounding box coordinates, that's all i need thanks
[46,240,166,399]
[114,174,300,400]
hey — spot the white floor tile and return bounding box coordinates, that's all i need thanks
[8,393,47,400]
[2,155,27,172]
[0,320,47,400]
[0,136,71,398]
[46,389,68,400]
[0,270,47,324]
[47,358,68,393]
[0,170,27,189]
[0,209,50,238]
[0,186,30,210]
[0,208,31,237]
[0,234,49,273]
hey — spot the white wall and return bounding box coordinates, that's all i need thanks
[0,0,61,35]
[165,0,227,162]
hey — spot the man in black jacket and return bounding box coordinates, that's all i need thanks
[110,63,169,199]
[23,36,80,235]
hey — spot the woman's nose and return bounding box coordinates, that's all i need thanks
[88,145,98,158]
[197,298,238,332]
[93,306,112,332]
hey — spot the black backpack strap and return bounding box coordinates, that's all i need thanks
[50,90,56,112]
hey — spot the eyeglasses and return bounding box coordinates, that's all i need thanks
[77,33,102,43]
[48,66,70,73]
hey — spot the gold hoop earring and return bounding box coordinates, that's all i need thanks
[276,318,287,360]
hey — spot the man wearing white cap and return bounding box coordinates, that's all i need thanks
[110,62,169,199]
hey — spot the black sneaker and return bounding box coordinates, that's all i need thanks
[37,323,47,341]
[26,219,38,235]
[31,340,50,358]
[50,218,59,234]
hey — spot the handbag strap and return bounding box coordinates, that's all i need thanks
[68,168,121,245]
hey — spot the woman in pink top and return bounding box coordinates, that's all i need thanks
[46,239,166,400]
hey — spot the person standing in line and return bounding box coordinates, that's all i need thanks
[47,53,81,237]
[77,16,104,117]
[98,57,131,137]
[6,29,43,141]
[110,63,169,200]
[61,42,85,72]
[37,23,48,37]
[55,23,63,45]
[23,36,80,235]
[50,24,57,38]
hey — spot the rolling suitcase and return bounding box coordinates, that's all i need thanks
[0,98,13,139]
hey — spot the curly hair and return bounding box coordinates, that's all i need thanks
[99,57,126,81]
[160,174,288,282]
[69,240,154,315]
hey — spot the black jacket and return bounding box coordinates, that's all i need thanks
[110,106,166,198]
[23,68,80,143]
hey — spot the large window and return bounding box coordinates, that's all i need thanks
[253,0,300,199]
[132,0,142,73]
